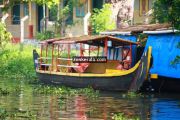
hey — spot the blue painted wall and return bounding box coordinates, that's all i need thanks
[145,34,180,79]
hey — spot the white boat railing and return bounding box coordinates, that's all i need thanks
[38,57,52,60]
[37,57,52,71]
[57,65,78,68]
[37,57,78,72]
[56,58,78,72]
[57,58,72,61]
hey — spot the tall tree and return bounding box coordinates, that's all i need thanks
[2,0,60,12]
[153,0,180,30]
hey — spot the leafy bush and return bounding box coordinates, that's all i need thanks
[36,31,55,41]
[152,0,180,30]
[0,44,37,79]
[90,4,115,34]
[0,108,8,120]
[112,113,140,120]
[34,85,99,98]
[0,22,12,51]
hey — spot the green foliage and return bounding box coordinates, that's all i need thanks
[171,55,180,66]
[0,22,12,51]
[112,113,140,120]
[0,44,37,79]
[30,0,60,8]
[0,108,8,120]
[0,108,37,120]
[171,42,180,66]
[153,0,180,30]
[90,4,116,34]
[35,31,55,41]
[55,5,71,33]
[0,88,10,95]
[34,85,99,98]
[2,0,60,11]
[126,91,143,98]
[138,33,148,47]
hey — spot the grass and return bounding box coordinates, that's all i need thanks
[0,43,38,80]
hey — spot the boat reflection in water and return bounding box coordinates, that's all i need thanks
[52,93,180,120]
[1,79,180,120]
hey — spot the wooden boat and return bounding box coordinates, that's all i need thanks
[33,35,152,91]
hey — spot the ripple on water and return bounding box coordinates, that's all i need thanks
[1,79,180,120]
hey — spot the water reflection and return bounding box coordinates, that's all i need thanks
[1,79,180,120]
[151,99,180,120]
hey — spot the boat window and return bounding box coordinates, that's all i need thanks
[107,47,122,61]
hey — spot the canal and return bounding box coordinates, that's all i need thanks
[1,78,180,120]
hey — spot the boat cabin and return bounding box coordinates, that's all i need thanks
[37,35,138,74]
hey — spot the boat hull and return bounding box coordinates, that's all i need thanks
[37,72,136,91]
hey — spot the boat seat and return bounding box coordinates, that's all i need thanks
[85,63,106,74]
[73,63,90,73]
[105,60,119,69]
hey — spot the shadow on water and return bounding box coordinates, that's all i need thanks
[1,78,180,120]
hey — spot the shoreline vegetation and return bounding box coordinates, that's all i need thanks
[0,44,37,80]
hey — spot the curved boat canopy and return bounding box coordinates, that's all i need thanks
[37,35,140,74]
[39,35,138,46]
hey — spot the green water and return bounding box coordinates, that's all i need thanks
[1,78,180,120]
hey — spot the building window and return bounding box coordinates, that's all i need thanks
[0,0,3,5]
[12,3,20,24]
[76,4,85,17]
[139,0,149,16]
[23,3,29,16]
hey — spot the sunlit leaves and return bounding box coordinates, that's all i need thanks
[90,4,116,34]
[0,23,12,51]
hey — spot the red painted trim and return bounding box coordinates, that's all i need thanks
[51,44,54,72]
[97,46,100,56]
[104,38,108,56]
[57,45,60,72]
[28,25,33,39]
[11,37,20,43]
[68,44,71,66]
[45,45,48,71]
[130,43,132,64]
[40,44,43,70]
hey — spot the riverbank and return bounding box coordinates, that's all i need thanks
[0,44,38,80]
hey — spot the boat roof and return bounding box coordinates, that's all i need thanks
[52,35,138,46]
[39,38,63,44]
[100,23,177,35]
